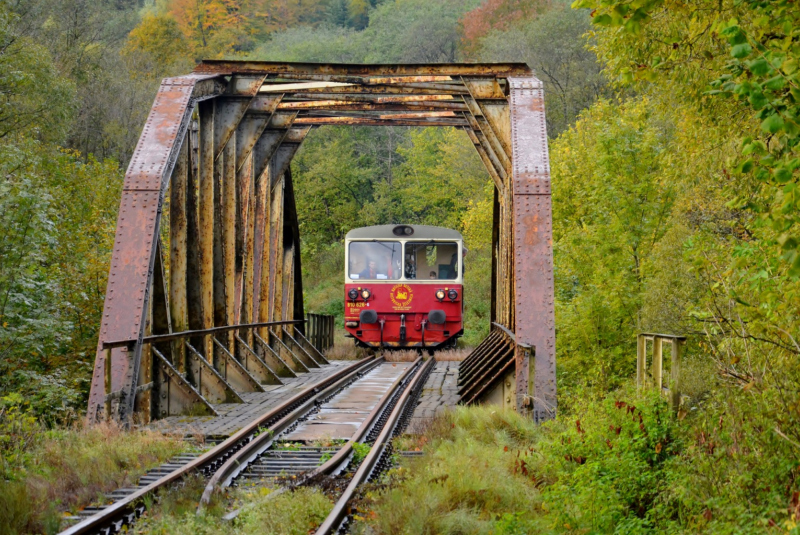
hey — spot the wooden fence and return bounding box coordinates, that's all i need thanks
[307,313,335,353]
[637,333,686,412]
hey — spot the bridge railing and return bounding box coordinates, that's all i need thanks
[306,313,335,353]
[98,319,330,422]
[636,333,686,412]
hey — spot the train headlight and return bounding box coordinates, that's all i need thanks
[348,289,359,300]
[435,289,446,301]
[447,289,458,301]
[361,288,372,300]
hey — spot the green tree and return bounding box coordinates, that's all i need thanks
[477,3,608,136]
[552,99,676,389]
[327,0,351,27]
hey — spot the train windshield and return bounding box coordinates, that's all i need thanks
[348,241,402,280]
[404,242,459,280]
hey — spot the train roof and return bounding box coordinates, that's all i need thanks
[346,225,463,241]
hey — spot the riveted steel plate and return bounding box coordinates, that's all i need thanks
[509,76,556,421]
[88,74,224,421]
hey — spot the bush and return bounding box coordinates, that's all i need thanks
[357,383,800,534]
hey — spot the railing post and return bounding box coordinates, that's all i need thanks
[636,334,646,388]
[670,339,682,412]
[104,347,112,421]
[652,336,663,392]
[327,315,333,350]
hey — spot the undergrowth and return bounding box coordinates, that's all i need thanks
[135,482,332,535]
[355,384,800,534]
[0,395,185,534]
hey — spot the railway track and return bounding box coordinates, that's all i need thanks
[59,356,434,535]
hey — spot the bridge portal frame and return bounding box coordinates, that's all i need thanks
[87,62,556,424]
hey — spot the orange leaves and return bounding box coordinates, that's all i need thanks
[459,0,551,57]
[169,0,233,52]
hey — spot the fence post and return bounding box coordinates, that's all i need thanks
[652,336,662,392]
[670,339,682,412]
[636,334,646,388]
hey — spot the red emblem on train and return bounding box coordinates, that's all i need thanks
[389,284,413,309]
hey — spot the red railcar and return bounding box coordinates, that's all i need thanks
[344,225,464,351]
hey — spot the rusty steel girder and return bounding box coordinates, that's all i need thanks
[88,62,556,424]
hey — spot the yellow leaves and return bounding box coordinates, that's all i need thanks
[124,13,190,70]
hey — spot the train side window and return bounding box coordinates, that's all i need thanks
[404,242,459,280]
[348,241,402,280]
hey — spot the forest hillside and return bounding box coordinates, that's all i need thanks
[1,0,800,532]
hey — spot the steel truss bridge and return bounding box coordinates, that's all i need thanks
[87,61,556,426]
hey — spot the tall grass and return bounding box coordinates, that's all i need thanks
[135,483,333,535]
[0,408,185,534]
[362,407,542,534]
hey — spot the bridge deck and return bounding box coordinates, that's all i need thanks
[284,362,413,441]
[146,359,459,439]
[408,361,460,431]
[148,361,353,437]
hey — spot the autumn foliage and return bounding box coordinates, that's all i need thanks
[459,0,551,57]
[166,0,328,57]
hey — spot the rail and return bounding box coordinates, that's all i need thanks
[61,356,435,535]
[315,357,436,534]
[636,333,686,412]
[201,357,426,508]
[307,313,335,352]
[60,357,377,535]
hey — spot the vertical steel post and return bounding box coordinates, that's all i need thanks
[198,99,216,360]
[509,77,556,421]
[222,136,237,353]
[170,134,189,372]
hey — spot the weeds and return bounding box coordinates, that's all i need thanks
[0,398,185,534]
[352,442,371,463]
[324,342,369,361]
[432,347,472,361]
[135,484,332,535]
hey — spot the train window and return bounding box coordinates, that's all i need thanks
[348,241,402,280]
[404,242,459,280]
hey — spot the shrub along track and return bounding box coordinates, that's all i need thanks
[58,356,434,535]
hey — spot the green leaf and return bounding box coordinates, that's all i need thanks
[593,14,613,26]
[731,43,752,58]
[624,18,642,34]
[737,158,755,173]
[721,25,745,44]
[773,166,793,183]
[747,58,770,76]
[764,75,785,91]
[761,113,785,134]
[748,90,768,109]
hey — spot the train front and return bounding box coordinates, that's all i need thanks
[344,225,464,350]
